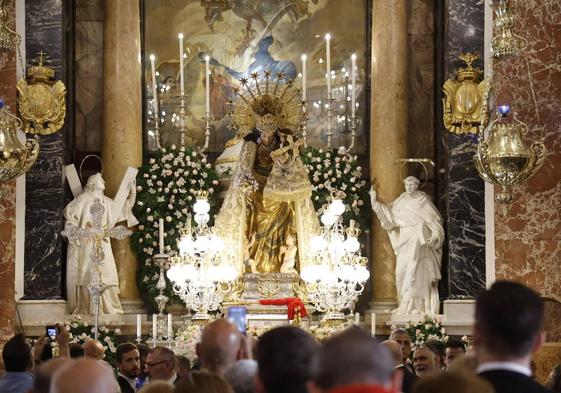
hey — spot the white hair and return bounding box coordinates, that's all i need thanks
[224,359,258,393]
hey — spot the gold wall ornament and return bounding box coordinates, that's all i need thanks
[491,0,527,59]
[0,100,40,183]
[473,105,546,206]
[0,0,20,52]
[443,53,490,135]
[230,71,303,138]
[17,52,67,135]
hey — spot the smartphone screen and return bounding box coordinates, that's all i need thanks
[227,306,247,334]
[46,326,57,339]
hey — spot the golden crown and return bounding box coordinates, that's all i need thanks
[346,220,361,238]
[230,71,303,137]
[195,189,209,200]
[27,52,55,83]
[457,52,482,82]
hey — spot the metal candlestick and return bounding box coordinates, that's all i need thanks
[300,100,308,148]
[151,112,161,149]
[348,115,357,151]
[325,95,335,149]
[176,95,188,147]
[153,253,170,341]
[203,112,212,151]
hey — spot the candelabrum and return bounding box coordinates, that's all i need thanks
[348,115,358,151]
[473,105,546,207]
[300,194,369,323]
[150,111,161,150]
[300,100,308,148]
[203,112,212,151]
[167,191,239,321]
[324,95,335,149]
[175,95,188,147]
[151,253,172,342]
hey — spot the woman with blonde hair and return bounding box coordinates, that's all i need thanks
[175,371,234,393]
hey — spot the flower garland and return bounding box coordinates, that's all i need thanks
[301,147,369,228]
[64,316,120,365]
[130,145,220,309]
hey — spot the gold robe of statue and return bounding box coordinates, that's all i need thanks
[214,130,319,274]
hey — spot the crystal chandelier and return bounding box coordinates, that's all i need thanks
[167,190,239,321]
[300,194,369,323]
[0,99,39,184]
[473,105,546,205]
[491,0,527,58]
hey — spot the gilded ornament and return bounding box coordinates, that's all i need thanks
[0,99,39,183]
[17,52,66,135]
[230,71,302,139]
[442,53,490,135]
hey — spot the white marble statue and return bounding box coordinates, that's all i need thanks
[63,173,138,315]
[369,176,444,315]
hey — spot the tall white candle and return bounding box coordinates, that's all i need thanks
[371,312,376,336]
[158,218,164,255]
[204,55,210,116]
[167,314,173,339]
[152,314,157,340]
[301,54,307,101]
[351,53,357,118]
[178,33,185,96]
[136,314,142,341]
[150,54,159,116]
[325,33,331,97]
[354,312,360,325]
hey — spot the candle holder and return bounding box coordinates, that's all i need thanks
[175,95,188,147]
[150,112,162,150]
[324,95,335,149]
[348,115,358,151]
[203,112,213,151]
[300,100,309,148]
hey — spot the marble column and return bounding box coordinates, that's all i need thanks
[369,0,408,309]
[101,0,142,302]
[0,0,17,342]
[23,0,65,299]
[436,0,486,299]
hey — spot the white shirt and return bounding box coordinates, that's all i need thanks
[118,372,136,391]
[476,361,532,377]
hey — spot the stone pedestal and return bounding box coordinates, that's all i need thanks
[101,0,143,302]
[369,0,409,311]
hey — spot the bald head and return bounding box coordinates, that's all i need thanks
[197,318,242,375]
[51,358,118,393]
[82,340,105,360]
[34,358,73,393]
[314,327,396,390]
[383,340,403,367]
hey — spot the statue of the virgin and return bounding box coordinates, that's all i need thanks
[213,73,319,274]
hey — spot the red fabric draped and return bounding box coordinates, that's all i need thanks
[259,297,308,320]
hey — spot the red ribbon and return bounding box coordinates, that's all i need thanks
[259,297,308,320]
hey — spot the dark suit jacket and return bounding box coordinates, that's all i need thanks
[479,369,553,393]
[117,375,135,393]
[396,365,418,393]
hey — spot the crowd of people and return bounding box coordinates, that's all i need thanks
[0,281,559,393]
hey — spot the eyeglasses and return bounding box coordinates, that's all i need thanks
[145,360,167,368]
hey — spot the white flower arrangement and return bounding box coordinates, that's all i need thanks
[404,315,448,349]
[174,324,203,362]
[64,317,119,364]
[301,147,369,228]
[131,145,220,308]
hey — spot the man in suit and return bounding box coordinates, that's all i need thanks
[145,347,177,384]
[390,328,414,373]
[383,339,418,393]
[310,327,401,393]
[116,343,141,393]
[474,281,552,393]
